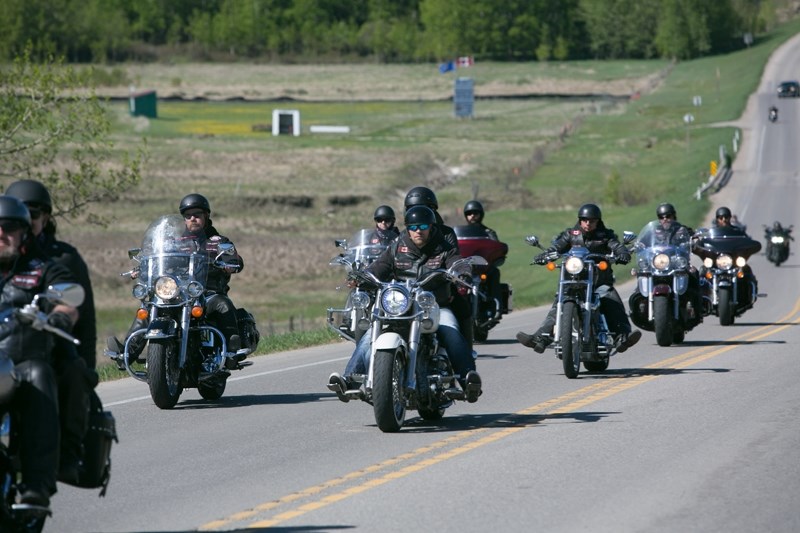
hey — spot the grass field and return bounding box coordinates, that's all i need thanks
[57,19,800,373]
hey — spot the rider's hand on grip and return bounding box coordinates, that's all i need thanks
[615,251,632,265]
[534,253,549,265]
[47,311,74,333]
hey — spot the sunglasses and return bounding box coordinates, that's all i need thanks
[0,220,26,233]
[183,211,205,220]
[407,224,431,232]
[658,214,673,220]
[717,215,730,220]
[465,211,480,216]
[579,217,598,223]
[375,218,394,223]
[28,208,43,220]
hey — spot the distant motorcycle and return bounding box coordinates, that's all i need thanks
[116,215,260,409]
[693,226,762,325]
[525,232,636,379]
[768,107,778,122]
[454,225,512,342]
[764,223,793,266]
[629,221,702,346]
[327,229,387,343]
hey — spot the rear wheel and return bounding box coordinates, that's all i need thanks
[560,301,582,379]
[372,348,407,432]
[653,296,674,347]
[147,341,183,409]
[718,286,735,326]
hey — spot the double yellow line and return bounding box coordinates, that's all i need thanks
[201,301,800,530]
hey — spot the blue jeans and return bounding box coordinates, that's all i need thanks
[343,308,475,382]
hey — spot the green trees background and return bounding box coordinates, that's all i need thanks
[0,0,789,63]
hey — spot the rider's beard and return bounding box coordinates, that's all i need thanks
[0,247,20,267]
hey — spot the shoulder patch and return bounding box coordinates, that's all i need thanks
[398,246,409,253]
[570,229,581,236]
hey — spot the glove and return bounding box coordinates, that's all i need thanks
[534,253,549,265]
[616,251,632,265]
[47,311,74,333]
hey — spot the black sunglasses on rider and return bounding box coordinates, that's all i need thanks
[658,214,674,220]
[375,217,393,223]
[183,211,205,220]
[465,211,480,216]
[0,219,26,233]
[717,215,730,220]
[407,224,431,232]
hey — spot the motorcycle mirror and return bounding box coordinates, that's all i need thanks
[128,248,141,259]
[335,239,347,249]
[44,283,85,308]
[622,231,637,244]
[525,235,542,248]
[217,243,235,255]
[449,258,474,277]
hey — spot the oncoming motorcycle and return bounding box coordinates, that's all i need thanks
[113,215,259,409]
[334,258,476,432]
[525,232,636,379]
[764,223,793,266]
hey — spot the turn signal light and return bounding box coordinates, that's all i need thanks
[191,306,204,318]
[136,308,149,320]
[480,273,487,281]
[546,262,556,271]
[736,271,744,279]
[598,261,609,271]
[705,271,713,279]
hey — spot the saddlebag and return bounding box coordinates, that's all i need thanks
[236,308,261,351]
[74,391,117,496]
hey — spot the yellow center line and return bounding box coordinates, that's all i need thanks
[200,302,800,531]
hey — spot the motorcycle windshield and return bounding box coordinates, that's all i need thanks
[693,226,762,260]
[137,215,209,292]
[344,229,388,266]
[453,225,508,264]
[635,221,691,272]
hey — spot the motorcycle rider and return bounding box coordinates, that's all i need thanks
[5,179,97,484]
[0,195,80,507]
[404,186,474,352]
[328,205,482,403]
[369,204,400,245]
[516,203,642,353]
[108,193,245,367]
[463,200,502,318]
[712,206,747,232]
[769,105,778,121]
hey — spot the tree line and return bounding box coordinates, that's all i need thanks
[0,0,788,64]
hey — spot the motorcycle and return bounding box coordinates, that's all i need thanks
[768,107,778,122]
[764,224,793,266]
[525,232,636,379]
[112,215,260,409]
[326,229,387,344]
[693,226,762,325]
[1,283,103,533]
[454,225,512,342]
[335,258,476,432]
[629,221,702,346]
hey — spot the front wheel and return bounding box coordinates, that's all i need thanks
[718,286,735,326]
[653,296,674,347]
[559,301,582,379]
[372,348,407,432]
[147,341,184,409]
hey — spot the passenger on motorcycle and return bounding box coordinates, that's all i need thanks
[369,204,400,245]
[328,205,482,403]
[108,193,245,366]
[5,180,98,484]
[516,203,642,354]
[0,196,80,507]
[463,200,502,316]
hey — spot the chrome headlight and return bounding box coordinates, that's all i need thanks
[351,291,371,310]
[771,235,784,244]
[735,256,747,267]
[380,286,410,316]
[132,283,149,300]
[715,255,733,270]
[416,291,437,309]
[652,253,670,270]
[673,256,688,269]
[154,276,180,300]
[187,281,204,298]
[564,256,584,275]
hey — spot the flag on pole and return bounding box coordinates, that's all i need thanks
[457,56,474,67]
[438,61,456,74]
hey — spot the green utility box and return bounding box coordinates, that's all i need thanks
[129,90,157,118]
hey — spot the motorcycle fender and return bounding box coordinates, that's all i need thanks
[373,332,406,352]
[653,284,672,296]
[145,317,178,339]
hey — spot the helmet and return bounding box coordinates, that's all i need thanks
[0,195,32,227]
[404,186,438,211]
[463,200,484,216]
[179,193,211,214]
[4,179,52,212]
[577,203,602,220]
[715,206,732,219]
[373,205,395,221]
[404,205,436,227]
[773,221,782,230]
[656,203,676,218]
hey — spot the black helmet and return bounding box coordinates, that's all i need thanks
[373,205,395,221]
[715,206,732,219]
[0,195,32,228]
[404,186,438,211]
[404,205,436,227]
[179,193,211,214]
[577,203,602,220]
[464,200,484,216]
[4,179,52,212]
[656,203,676,218]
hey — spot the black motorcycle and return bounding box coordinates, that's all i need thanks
[693,226,762,325]
[454,225,512,342]
[764,223,793,266]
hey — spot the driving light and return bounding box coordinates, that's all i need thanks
[416,291,436,309]
[703,258,713,268]
[673,256,688,269]
[132,283,148,300]
[351,291,371,310]
[187,281,204,298]
[735,256,747,267]
[155,276,179,300]
[565,257,584,275]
